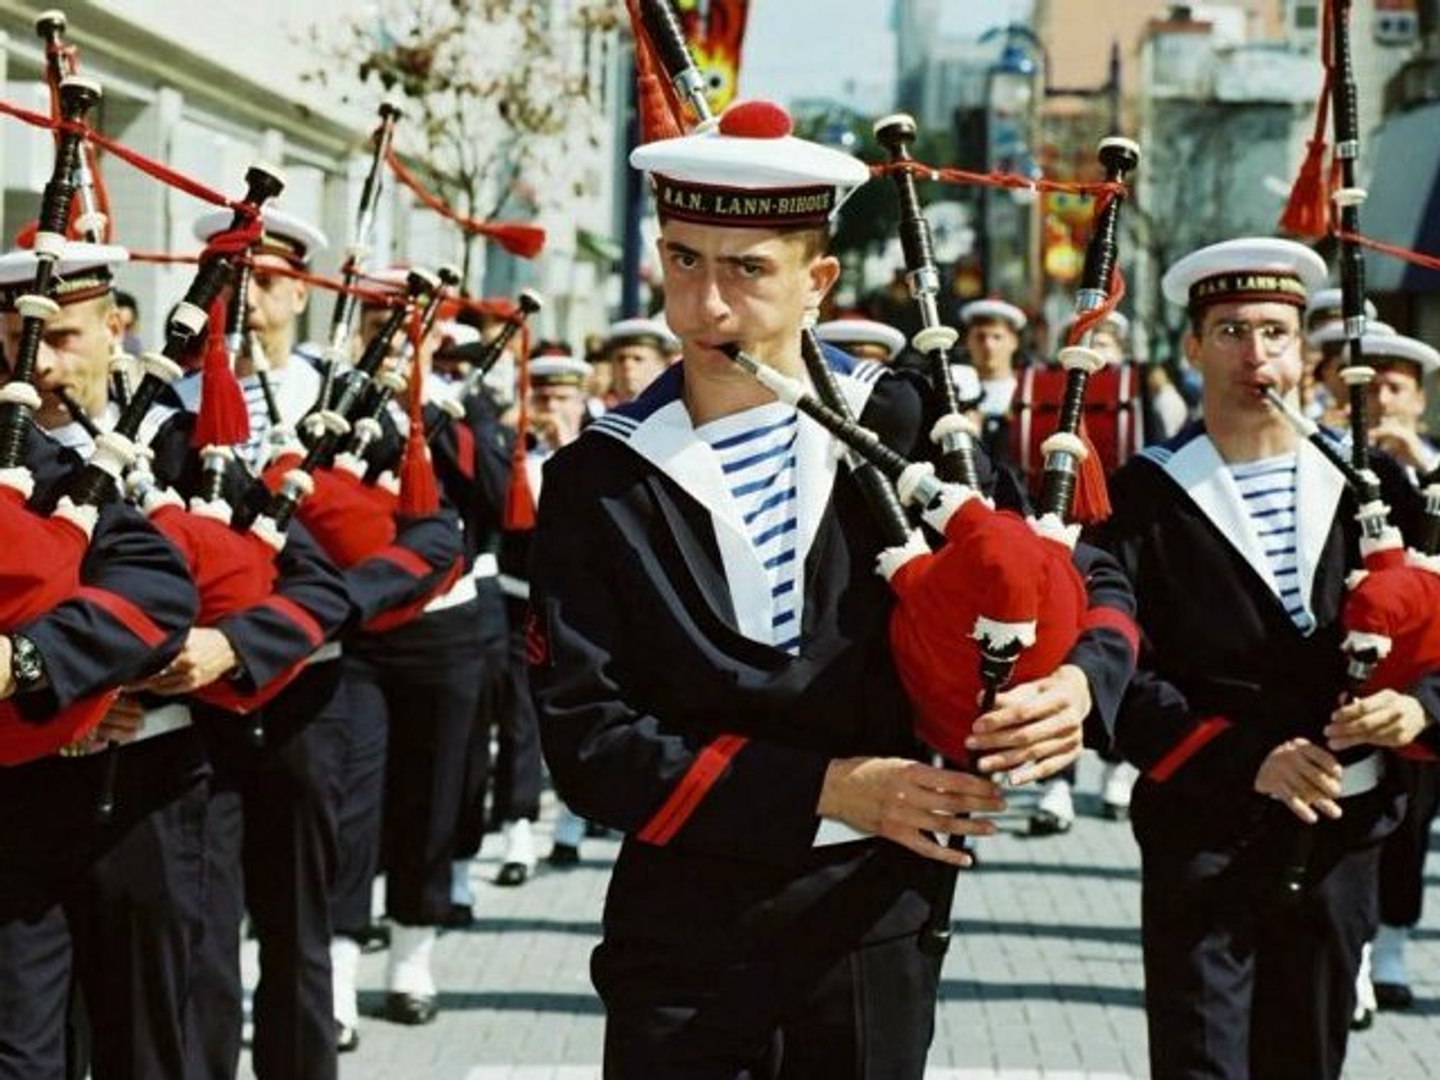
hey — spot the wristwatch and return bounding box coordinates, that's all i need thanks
[9,634,47,694]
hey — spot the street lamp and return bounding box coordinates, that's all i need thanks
[982,26,1044,307]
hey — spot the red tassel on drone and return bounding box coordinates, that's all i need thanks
[190,292,250,448]
[503,324,537,531]
[398,309,440,517]
[626,0,687,141]
[1278,2,1334,238]
[1068,423,1111,526]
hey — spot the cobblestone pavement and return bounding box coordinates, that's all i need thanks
[239,755,1440,1079]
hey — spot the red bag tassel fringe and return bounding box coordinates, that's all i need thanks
[398,307,440,516]
[503,324,537,531]
[190,291,250,448]
[1068,423,1111,526]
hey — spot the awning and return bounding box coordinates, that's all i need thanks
[1364,101,1440,293]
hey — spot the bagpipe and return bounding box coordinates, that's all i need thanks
[0,74,115,764]
[1263,0,1440,902]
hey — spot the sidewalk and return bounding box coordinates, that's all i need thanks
[242,754,1439,1079]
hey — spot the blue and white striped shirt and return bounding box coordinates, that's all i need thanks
[697,401,802,654]
[1228,452,1312,631]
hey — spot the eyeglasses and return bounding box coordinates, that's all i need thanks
[1206,320,1299,355]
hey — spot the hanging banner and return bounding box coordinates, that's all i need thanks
[676,0,750,113]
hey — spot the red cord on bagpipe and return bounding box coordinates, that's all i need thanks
[382,144,548,259]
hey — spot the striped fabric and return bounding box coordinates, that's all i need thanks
[237,375,272,469]
[697,401,802,654]
[1228,453,1311,631]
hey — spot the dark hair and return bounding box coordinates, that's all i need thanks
[113,289,138,314]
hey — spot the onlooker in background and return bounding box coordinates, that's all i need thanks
[958,297,1027,464]
[601,317,678,405]
[112,287,143,356]
[814,313,908,364]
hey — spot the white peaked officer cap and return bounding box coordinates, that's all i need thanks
[0,242,127,311]
[604,317,679,354]
[959,298,1027,332]
[1162,237,1327,311]
[1303,286,1378,331]
[814,317,908,360]
[631,99,872,229]
[1359,332,1440,377]
[193,205,329,266]
[530,355,594,387]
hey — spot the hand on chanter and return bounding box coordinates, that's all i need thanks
[964,663,1089,785]
[1326,689,1429,752]
[817,757,1005,867]
[134,628,240,695]
[1255,737,1343,824]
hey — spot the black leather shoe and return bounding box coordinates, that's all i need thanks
[335,1019,360,1053]
[1028,809,1072,837]
[1375,981,1414,1010]
[547,842,580,867]
[383,992,438,1026]
[438,903,474,929]
[495,861,531,886]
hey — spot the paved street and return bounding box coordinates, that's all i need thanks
[242,755,1440,1079]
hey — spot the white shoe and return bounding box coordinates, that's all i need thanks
[1029,778,1074,836]
[496,819,537,885]
[450,859,476,907]
[331,936,361,1029]
[1101,761,1138,820]
[385,924,437,998]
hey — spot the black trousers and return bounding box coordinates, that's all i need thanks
[593,931,941,1080]
[1139,795,1391,1080]
[186,665,347,1080]
[330,655,389,938]
[453,585,513,858]
[0,733,209,1080]
[1378,758,1440,928]
[492,602,545,825]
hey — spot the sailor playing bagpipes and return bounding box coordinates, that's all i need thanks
[527,13,1139,1064]
[0,89,201,1077]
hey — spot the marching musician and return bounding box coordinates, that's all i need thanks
[528,100,1135,1077]
[957,296,1027,462]
[175,207,329,468]
[1092,237,1440,1079]
[598,316,678,405]
[0,244,201,1079]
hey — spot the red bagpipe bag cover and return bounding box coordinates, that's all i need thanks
[1344,545,1440,761]
[0,486,115,763]
[886,497,1088,765]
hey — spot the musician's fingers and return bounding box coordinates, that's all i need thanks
[1278,793,1320,824]
[1005,742,1084,787]
[1294,740,1343,776]
[969,704,1081,754]
[975,732,1082,782]
[893,829,976,868]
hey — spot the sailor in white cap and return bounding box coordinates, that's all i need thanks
[1094,237,1439,1079]
[599,316,677,404]
[958,296,1027,460]
[814,314,907,363]
[1358,330,1440,478]
[529,98,1126,1077]
[1302,287,1380,423]
[176,206,329,469]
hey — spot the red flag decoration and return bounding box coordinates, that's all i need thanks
[676,0,751,114]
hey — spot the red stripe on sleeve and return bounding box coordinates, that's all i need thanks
[256,596,326,648]
[1147,715,1231,782]
[453,423,476,482]
[74,586,167,648]
[636,735,749,846]
[1082,605,1140,658]
[371,546,432,578]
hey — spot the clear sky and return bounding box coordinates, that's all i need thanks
[739,0,1034,109]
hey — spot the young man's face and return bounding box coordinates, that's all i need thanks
[657,218,837,377]
[607,341,669,403]
[1185,300,1303,420]
[1,294,118,429]
[530,382,586,448]
[965,319,1019,379]
[1372,361,1426,430]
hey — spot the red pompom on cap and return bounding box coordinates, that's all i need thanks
[718,100,793,139]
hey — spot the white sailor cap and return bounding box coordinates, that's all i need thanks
[1056,309,1130,341]
[814,317,907,360]
[1303,286,1378,332]
[1161,237,1326,311]
[1364,332,1440,377]
[1309,320,1396,350]
[193,205,329,266]
[0,242,127,311]
[630,100,871,229]
[603,317,679,355]
[530,354,593,387]
[437,321,481,350]
[958,298,1027,332]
